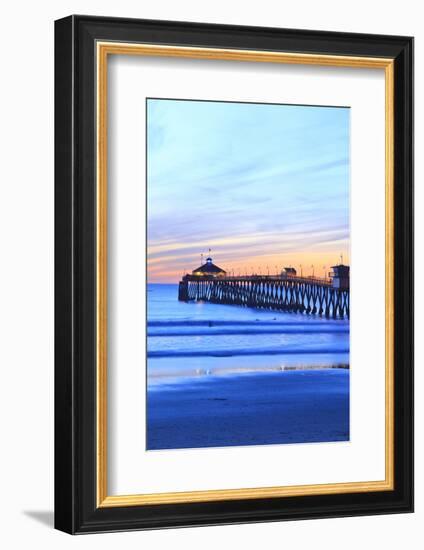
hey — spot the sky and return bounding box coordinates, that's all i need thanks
[147,98,350,283]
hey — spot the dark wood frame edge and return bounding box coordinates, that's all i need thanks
[54,15,414,534]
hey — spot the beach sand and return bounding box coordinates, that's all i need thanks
[147,369,349,450]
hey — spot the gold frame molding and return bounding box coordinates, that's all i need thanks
[96,42,394,508]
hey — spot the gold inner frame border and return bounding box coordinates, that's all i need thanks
[96,41,394,508]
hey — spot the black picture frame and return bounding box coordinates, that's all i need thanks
[55,14,413,534]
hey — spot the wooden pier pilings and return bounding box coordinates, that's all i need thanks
[178,275,349,319]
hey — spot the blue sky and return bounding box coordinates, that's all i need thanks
[147,98,350,282]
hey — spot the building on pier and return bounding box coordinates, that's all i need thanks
[330,264,350,290]
[191,256,226,278]
[281,266,297,278]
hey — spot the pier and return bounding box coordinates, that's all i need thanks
[178,258,349,319]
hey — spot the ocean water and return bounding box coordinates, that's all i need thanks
[147,284,350,385]
[147,283,349,449]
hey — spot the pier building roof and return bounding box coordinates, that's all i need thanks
[192,256,226,276]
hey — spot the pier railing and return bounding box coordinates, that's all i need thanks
[178,275,349,319]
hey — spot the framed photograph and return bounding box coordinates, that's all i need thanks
[54,15,413,533]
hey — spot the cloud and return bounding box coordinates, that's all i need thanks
[147,99,350,282]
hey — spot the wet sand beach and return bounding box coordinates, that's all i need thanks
[147,369,349,450]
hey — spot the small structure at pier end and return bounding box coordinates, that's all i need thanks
[330,264,350,290]
[192,256,226,278]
